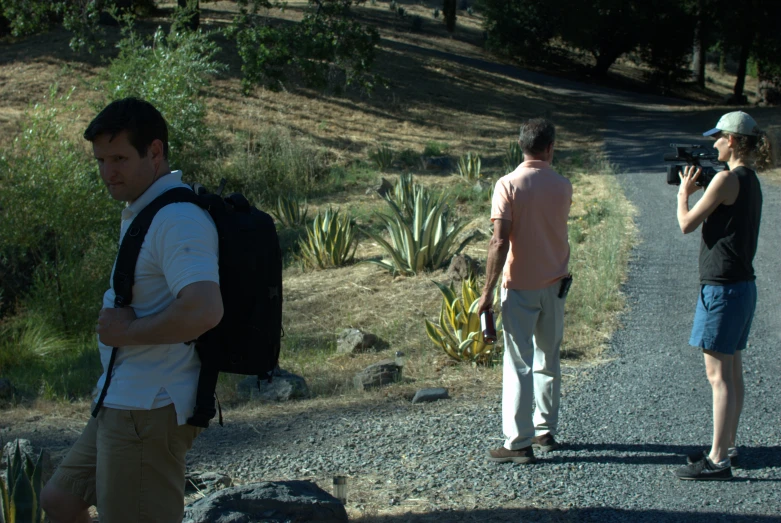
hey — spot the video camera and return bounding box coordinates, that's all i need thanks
[664,144,727,187]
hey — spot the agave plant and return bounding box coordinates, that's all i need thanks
[271,194,308,229]
[363,190,476,276]
[425,279,502,365]
[504,142,523,174]
[369,144,394,171]
[385,173,429,222]
[297,207,357,269]
[457,152,482,181]
[0,441,46,523]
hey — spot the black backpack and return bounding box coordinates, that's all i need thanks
[92,179,283,428]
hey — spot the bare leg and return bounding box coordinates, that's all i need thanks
[730,350,744,448]
[704,349,735,464]
[40,482,92,523]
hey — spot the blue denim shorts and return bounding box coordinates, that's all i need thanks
[689,281,757,355]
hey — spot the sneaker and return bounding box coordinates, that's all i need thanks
[531,433,561,452]
[686,447,739,467]
[675,456,733,481]
[487,446,537,464]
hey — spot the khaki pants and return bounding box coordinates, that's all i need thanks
[48,404,201,523]
[500,283,565,450]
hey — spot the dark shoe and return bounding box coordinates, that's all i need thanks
[487,446,537,464]
[686,447,739,468]
[675,456,733,481]
[531,433,561,452]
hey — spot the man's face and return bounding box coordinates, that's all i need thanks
[92,131,162,203]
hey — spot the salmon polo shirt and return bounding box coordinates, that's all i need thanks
[491,160,572,291]
[96,171,219,425]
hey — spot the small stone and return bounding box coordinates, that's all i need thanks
[353,361,402,391]
[412,388,450,404]
[446,254,479,282]
[337,328,379,354]
[185,471,232,494]
[236,368,310,402]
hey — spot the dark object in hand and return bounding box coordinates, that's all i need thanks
[481,310,497,344]
[664,143,727,187]
[558,274,573,299]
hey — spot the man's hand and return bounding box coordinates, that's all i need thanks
[477,291,493,315]
[97,307,137,347]
[678,165,702,198]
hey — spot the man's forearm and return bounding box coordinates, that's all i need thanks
[126,296,222,346]
[483,240,509,296]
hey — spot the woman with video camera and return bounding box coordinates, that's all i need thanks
[675,111,774,481]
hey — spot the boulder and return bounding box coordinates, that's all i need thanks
[185,471,233,494]
[370,178,394,198]
[446,254,478,282]
[0,378,13,400]
[183,481,348,523]
[420,156,452,171]
[1,439,54,483]
[412,387,450,404]
[236,369,310,402]
[354,360,401,391]
[336,328,379,354]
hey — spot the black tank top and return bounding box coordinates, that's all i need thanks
[699,166,762,285]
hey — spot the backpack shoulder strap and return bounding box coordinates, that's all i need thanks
[92,187,199,419]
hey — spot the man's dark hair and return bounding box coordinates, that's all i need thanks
[84,98,169,159]
[518,118,555,156]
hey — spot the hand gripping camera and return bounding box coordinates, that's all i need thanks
[664,143,728,187]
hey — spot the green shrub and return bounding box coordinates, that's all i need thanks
[0,88,120,332]
[425,278,501,365]
[423,141,447,156]
[203,128,329,207]
[363,190,476,275]
[397,148,419,168]
[504,141,522,173]
[457,152,482,181]
[271,194,309,229]
[298,208,358,269]
[98,18,224,171]
[369,144,394,171]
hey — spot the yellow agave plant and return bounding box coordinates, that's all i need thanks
[425,279,502,365]
[1,441,46,523]
[297,207,357,269]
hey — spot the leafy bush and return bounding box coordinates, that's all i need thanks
[0,440,46,523]
[423,141,447,156]
[369,144,394,171]
[231,0,381,94]
[204,128,329,206]
[397,148,419,168]
[411,14,423,30]
[298,208,358,269]
[0,88,120,332]
[425,278,501,365]
[457,152,482,181]
[98,18,224,171]
[271,194,309,229]
[504,141,522,173]
[363,190,476,275]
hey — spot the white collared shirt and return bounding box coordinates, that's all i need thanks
[96,171,219,425]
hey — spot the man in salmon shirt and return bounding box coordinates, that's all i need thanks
[478,118,572,464]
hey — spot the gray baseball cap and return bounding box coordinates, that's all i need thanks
[703,111,760,137]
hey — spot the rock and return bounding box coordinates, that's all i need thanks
[473,179,492,193]
[420,156,452,171]
[354,360,401,391]
[185,471,233,494]
[1,439,54,483]
[337,328,379,354]
[236,369,310,402]
[412,387,450,404]
[371,178,393,198]
[183,481,348,523]
[446,254,479,282]
[0,378,13,400]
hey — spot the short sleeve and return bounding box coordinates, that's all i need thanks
[150,204,220,298]
[491,179,512,222]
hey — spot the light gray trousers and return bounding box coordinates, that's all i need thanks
[500,282,565,450]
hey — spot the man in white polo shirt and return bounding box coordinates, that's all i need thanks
[41,98,223,523]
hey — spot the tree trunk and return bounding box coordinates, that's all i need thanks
[691,0,705,88]
[731,40,751,103]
